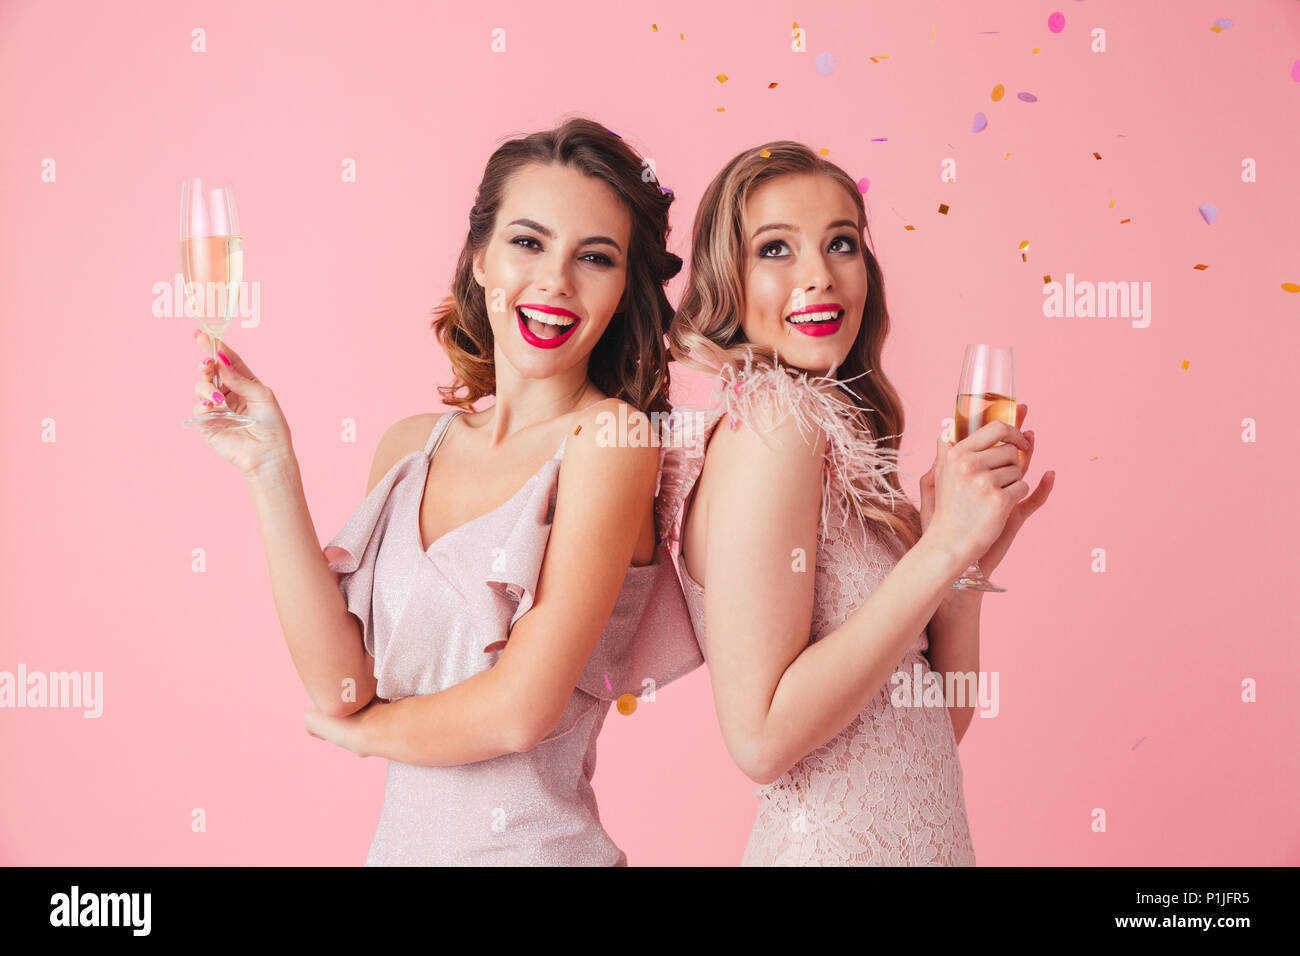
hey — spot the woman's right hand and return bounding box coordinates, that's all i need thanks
[190,330,295,479]
[921,420,1031,571]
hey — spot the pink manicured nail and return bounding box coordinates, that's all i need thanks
[203,400,213,407]
[218,350,231,366]
[211,391,224,403]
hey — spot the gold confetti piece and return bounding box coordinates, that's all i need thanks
[1031,47,1041,54]
[1108,199,1117,208]
[931,25,935,44]
[876,54,890,59]
[1093,152,1102,160]
[1210,25,1223,33]
[904,224,916,231]
[716,106,725,112]
[1180,359,1190,369]
[1120,218,1131,224]
[992,83,1005,102]
[573,424,582,435]
[716,72,728,83]
[652,23,658,32]
[1004,152,1011,160]
[819,147,830,155]
[793,20,799,28]
[680,32,684,40]
[616,693,638,716]
[938,203,949,214]
[1282,282,1300,293]
[1022,254,1028,262]
[1043,275,1052,284]
[1194,263,1208,270]
[1018,240,1031,251]
[870,56,878,63]
[1089,456,1099,461]
[768,82,778,88]
[759,148,771,158]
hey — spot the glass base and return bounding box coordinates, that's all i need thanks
[952,564,1006,592]
[184,408,255,432]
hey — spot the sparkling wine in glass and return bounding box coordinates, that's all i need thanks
[951,344,1017,592]
[181,177,254,431]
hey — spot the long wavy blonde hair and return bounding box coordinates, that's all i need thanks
[669,141,922,549]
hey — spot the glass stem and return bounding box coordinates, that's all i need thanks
[210,336,223,394]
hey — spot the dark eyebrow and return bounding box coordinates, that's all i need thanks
[506,218,623,254]
[750,219,859,240]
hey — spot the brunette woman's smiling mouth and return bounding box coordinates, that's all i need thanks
[517,303,581,349]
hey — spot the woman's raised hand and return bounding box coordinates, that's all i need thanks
[191,330,295,479]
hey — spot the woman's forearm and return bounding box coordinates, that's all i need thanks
[925,590,983,745]
[754,538,968,783]
[244,453,378,716]
[357,667,523,766]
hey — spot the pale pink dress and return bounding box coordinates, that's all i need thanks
[322,406,703,866]
[656,356,976,866]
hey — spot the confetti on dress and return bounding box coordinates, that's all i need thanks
[972,111,988,132]
[1198,203,1218,225]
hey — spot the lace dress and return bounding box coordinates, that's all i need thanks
[656,356,976,866]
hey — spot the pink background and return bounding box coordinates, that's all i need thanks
[2,0,1297,866]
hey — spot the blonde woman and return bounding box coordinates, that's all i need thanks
[658,142,1055,865]
[192,119,701,865]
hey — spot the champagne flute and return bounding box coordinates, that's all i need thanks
[951,344,1017,592]
[181,177,254,431]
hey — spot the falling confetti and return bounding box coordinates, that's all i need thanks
[1031,47,1041,54]
[716,72,728,83]
[1108,199,1116,208]
[815,52,836,75]
[938,203,949,214]
[1093,152,1102,159]
[1198,203,1218,225]
[1048,12,1066,33]
[768,82,778,88]
[904,224,916,231]
[1043,274,1052,284]
[604,674,613,692]
[1004,152,1011,159]
[1282,283,1300,293]
[760,148,771,157]
[616,693,638,716]
[1212,18,1233,30]
[991,83,1005,101]
[871,136,888,141]
[818,147,830,156]
[1089,456,1099,461]
[1120,218,1132,224]
[1293,60,1300,82]
[972,111,988,132]
[1194,263,1209,270]
[1180,360,1190,370]
[1132,737,1146,750]
[1019,240,1031,251]
[857,176,870,193]
[652,24,658,32]
[1017,91,1038,102]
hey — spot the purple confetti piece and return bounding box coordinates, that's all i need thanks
[1048,11,1066,33]
[857,176,871,193]
[815,52,836,75]
[1198,203,1218,225]
[1131,737,1146,750]
[1213,18,1233,29]
[972,112,988,133]
[870,136,888,141]
[1017,92,1038,102]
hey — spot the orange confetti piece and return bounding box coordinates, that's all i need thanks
[573,424,582,435]
[938,203,949,214]
[1022,254,1028,262]
[1282,282,1300,293]
[759,149,771,158]
[1210,25,1223,33]
[1018,240,1031,251]
[931,25,935,43]
[768,82,778,88]
[616,693,638,716]
[1043,275,1052,284]
[870,56,878,63]
[716,106,725,112]
[992,83,1005,102]
[1194,264,1208,270]
[1031,47,1041,54]
[1089,456,1099,461]
[1120,218,1131,224]
[819,147,830,155]
[1004,152,1011,160]
[651,24,658,32]
[1093,152,1102,160]
[1180,360,1190,370]
[1108,199,1117,208]
[904,224,916,231]
[716,72,728,83]
[680,32,684,40]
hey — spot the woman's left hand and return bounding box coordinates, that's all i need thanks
[919,403,1055,579]
[304,703,380,758]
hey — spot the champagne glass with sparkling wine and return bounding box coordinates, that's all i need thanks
[180,177,254,431]
[951,344,1017,592]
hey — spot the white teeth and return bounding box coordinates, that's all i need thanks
[786,309,840,324]
[519,306,576,327]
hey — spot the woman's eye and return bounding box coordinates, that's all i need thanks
[830,235,858,253]
[759,240,789,258]
[511,236,613,266]
[582,252,615,266]
[511,235,541,250]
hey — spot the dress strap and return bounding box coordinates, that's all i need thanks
[423,410,463,459]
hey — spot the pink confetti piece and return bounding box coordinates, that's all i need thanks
[1293,60,1300,82]
[1048,12,1065,33]
[604,674,612,692]
[1198,203,1218,225]
[815,52,836,75]
[972,112,988,133]
[1017,92,1038,102]
[857,176,871,193]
